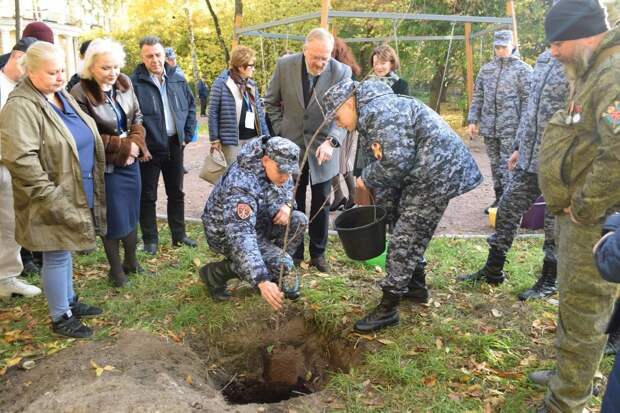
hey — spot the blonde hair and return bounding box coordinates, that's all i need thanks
[229,45,256,71]
[80,38,126,80]
[21,41,65,73]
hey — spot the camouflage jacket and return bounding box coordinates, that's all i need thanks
[357,81,482,199]
[202,138,294,285]
[467,55,532,139]
[515,50,568,174]
[539,27,620,224]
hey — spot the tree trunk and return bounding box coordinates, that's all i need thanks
[204,0,230,64]
[429,62,445,114]
[184,2,200,96]
[233,0,242,48]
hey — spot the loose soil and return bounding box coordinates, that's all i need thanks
[0,312,362,412]
[166,119,496,236]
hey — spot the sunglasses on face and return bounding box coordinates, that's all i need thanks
[243,63,256,69]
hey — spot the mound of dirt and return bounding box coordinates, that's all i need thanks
[0,330,254,413]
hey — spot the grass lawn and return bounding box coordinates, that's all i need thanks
[0,223,612,412]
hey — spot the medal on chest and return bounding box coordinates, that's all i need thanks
[565,100,582,125]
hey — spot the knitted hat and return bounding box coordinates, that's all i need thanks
[545,0,609,42]
[22,21,54,44]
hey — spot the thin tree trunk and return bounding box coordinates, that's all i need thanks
[233,0,242,48]
[14,0,20,43]
[204,0,230,64]
[184,1,200,96]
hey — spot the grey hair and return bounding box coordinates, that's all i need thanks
[21,41,65,73]
[304,28,334,49]
[80,38,126,80]
[139,35,163,49]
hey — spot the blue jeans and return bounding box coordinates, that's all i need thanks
[602,351,620,412]
[41,251,75,321]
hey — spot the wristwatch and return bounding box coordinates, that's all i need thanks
[328,137,340,148]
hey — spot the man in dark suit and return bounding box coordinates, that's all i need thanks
[264,28,351,272]
[131,36,197,255]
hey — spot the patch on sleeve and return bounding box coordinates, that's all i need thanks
[236,203,253,220]
[601,100,620,132]
[371,142,383,161]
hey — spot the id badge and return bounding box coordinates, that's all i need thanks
[244,111,255,130]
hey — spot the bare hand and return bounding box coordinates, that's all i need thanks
[315,140,334,165]
[467,124,477,139]
[273,204,291,226]
[210,141,222,153]
[258,281,284,311]
[356,177,367,192]
[507,150,519,171]
[125,156,136,166]
[130,142,140,158]
[564,207,581,225]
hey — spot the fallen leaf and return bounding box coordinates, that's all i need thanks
[423,374,437,387]
[5,356,22,368]
[300,262,309,270]
[186,374,193,385]
[435,337,444,349]
[192,257,201,268]
[377,338,395,345]
[491,308,502,318]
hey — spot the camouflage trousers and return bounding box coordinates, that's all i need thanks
[483,135,513,197]
[380,191,449,295]
[216,211,307,282]
[488,168,556,262]
[545,216,619,413]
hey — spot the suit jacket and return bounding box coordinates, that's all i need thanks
[264,53,351,184]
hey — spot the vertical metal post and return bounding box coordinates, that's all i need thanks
[14,0,21,43]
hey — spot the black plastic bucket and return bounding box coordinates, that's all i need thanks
[334,206,387,261]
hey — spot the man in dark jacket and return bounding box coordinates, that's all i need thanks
[197,77,209,117]
[131,36,197,255]
[323,80,482,333]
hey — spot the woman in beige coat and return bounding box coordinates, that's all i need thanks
[0,42,106,338]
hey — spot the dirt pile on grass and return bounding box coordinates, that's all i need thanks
[0,330,254,413]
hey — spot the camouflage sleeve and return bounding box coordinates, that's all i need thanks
[517,64,533,125]
[326,64,353,144]
[361,111,415,189]
[223,187,271,285]
[467,69,485,124]
[571,92,620,224]
[267,179,295,218]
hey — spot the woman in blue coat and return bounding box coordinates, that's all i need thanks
[208,46,269,166]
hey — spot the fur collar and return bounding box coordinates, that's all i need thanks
[79,73,131,105]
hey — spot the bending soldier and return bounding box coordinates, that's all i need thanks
[322,80,482,332]
[200,136,308,311]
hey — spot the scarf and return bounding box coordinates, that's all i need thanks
[229,69,257,111]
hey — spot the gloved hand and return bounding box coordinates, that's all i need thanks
[602,212,620,235]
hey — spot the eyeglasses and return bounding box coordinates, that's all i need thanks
[243,63,256,69]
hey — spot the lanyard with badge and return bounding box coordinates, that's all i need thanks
[242,89,255,130]
[105,89,126,173]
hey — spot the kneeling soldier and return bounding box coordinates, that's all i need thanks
[200,136,308,311]
[322,80,483,332]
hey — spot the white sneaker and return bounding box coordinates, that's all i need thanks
[0,277,42,298]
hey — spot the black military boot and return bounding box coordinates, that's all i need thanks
[605,331,620,356]
[402,259,429,303]
[354,289,400,333]
[457,247,506,285]
[199,260,237,300]
[518,259,557,301]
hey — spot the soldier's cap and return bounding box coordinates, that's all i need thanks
[12,36,37,53]
[493,30,513,47]
[322,79,359,120]
[165,47,176,59]
[264,136,300,175]
[545,0,609,43]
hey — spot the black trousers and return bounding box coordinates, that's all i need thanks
[139,136,186,244]
[294,162,331,259]
[199,99,207,116]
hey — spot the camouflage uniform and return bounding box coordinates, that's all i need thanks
[467,31,532,199]
[489,50,568,261]
[324,81,483,295]
[538,27,620,413]
[201,137,308,285]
